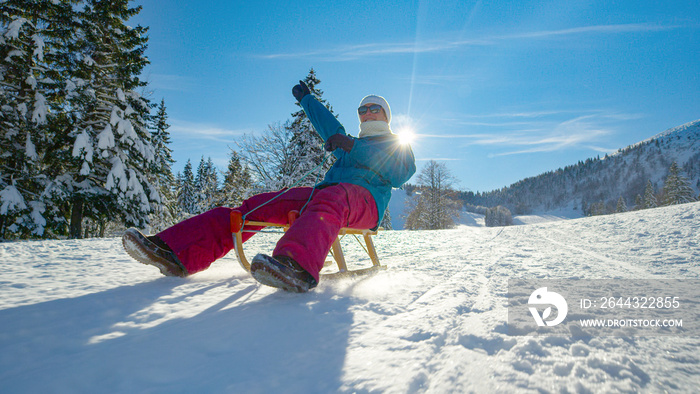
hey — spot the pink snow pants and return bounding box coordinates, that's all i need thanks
[157,183,378,281]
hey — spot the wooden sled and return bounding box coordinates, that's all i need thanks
[230,210,386,278]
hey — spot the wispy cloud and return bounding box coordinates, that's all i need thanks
[489,116,613,156]
[455,109,595,119]
[259,23,679,61]
[416,114,619,156]
[169,119,252,144]
[259,40,475,61]
[500,23,677,40]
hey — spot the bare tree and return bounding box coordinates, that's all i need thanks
[237,122,297,191]
[405,160,460,230]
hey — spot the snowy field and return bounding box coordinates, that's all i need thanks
[1,202,699,393]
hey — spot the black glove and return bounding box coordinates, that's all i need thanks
[292,80,310,102]
[325,134,354,152]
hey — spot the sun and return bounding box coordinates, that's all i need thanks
[396,127,416,145]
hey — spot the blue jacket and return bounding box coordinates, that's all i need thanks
[300,95,416,229]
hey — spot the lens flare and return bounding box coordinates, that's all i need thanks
[397,128,416,145]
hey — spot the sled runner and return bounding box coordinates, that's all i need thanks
[230,210,386,278]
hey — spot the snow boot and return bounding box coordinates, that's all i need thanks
[122,228,189,277]
[250,254,318,293]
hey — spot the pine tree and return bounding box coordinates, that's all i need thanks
[149,99,177,230]
[615,196,627,213]
[380,208,393,230]
[65,0,158,238]
[0,0,77,238]
[634,194,643,210]
[643,180,658,209]
[176,160,197,215]
[194,157,219,213]
[282,68,335,187]
[589,201,608,216]
[661,162,696,206]
[220,150,252,207]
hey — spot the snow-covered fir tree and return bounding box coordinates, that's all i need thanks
[587,202,603,216]
[64,0,158,238]
[176,160,196,215]
[634,194,643,210]
[616,196,628,213]
[643,180,658,209]
[194,157,218,214]
[380,208,393,230]
[661,162,696,206]
[282,68,335,187]
[0,0,77,238]
[219,150,252,207]
[148,98,177,231]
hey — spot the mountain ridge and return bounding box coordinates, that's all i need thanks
[463,118,700,214]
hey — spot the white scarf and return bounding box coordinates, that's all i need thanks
[358,121,393,138]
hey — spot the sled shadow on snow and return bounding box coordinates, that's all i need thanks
[0,276,355,393]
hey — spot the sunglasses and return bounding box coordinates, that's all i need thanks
[358,104,383,116]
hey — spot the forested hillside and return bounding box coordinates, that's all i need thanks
[463,120,700,215]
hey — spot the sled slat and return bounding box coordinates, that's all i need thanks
[230,210,384,277]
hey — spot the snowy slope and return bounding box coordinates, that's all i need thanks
[2,202,700,393]
[392,188,580,230]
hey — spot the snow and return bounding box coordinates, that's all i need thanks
[16,102,27,117]
[117,117,137,141]
[116,88,126,102]
[514,202,584,225]
[83,54,95,66]
[25,132,38,161]
[32,34,44,61]
[1,202,699,392]
[97,124,116,150]
[390,188,583,229]
[28,201,46,236]
[110,106,121,125]
[126,169,149,207]
[80,161,91,176]
[0,185,27,215]
[65,79,77,98]
[106,157,128,192]
[455,210,486,226]
[25,74,37,90]
[4,18,27,40]
[31,92,47,125]
[72,129,93,162]
[4,49,24,62]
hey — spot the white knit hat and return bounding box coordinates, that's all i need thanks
[358,95,391,124]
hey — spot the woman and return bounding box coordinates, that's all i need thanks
[123,80,416,292]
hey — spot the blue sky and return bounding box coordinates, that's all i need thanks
[131,0,699,193]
